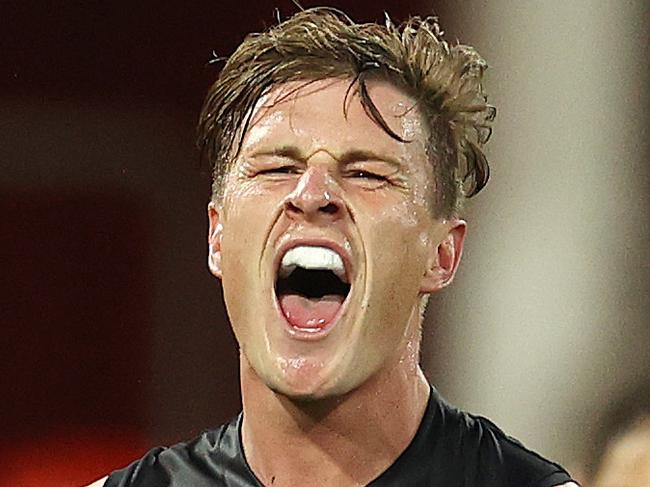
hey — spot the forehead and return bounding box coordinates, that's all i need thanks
[239,78,428,159]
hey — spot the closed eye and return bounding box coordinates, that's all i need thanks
[258,166,300,176]
[348,170,387,181]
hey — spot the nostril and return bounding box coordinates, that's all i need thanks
[320,203,339,214]
[285,201,302,214]
[283,198,341,220]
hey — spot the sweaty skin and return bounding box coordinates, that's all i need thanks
[207,79,466,486]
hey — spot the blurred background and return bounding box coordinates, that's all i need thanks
[1,1,648,485]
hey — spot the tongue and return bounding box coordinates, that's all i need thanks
[279,294,344,330]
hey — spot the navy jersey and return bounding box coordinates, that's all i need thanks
[104,389,574,486]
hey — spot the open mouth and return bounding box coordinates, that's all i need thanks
[274,245,351,334]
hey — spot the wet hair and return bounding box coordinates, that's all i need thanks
[198,7,496,217]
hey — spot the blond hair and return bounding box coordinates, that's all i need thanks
[198,7,495,217]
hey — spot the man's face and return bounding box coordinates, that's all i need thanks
[208,78,464,399]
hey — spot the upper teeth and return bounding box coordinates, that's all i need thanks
[279,246,347,282]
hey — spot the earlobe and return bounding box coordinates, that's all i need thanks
[207,202,224,279]
[420,220,466,293]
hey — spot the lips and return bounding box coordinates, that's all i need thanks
[273,241,353,337]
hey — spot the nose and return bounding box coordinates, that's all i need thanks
[284,167,344,223]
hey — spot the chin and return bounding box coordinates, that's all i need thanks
[256,345,379,403]
[269,382,353,404]
[268,386,325,404]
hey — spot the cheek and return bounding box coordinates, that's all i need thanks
[353,195,431,304]
[224,179,286,229]
[225,177,280,210]
[353,191,431,248]
[220,196,273,286]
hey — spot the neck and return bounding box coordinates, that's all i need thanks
[239,334,430,486]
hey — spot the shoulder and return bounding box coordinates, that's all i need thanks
[101,421,244,487]
[472,413,574,486]
[429,394,575,486]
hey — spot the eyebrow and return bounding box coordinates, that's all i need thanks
[249,146,402,168]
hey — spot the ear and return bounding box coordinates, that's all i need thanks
[420,219,466,293]
[207,202,224,279]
